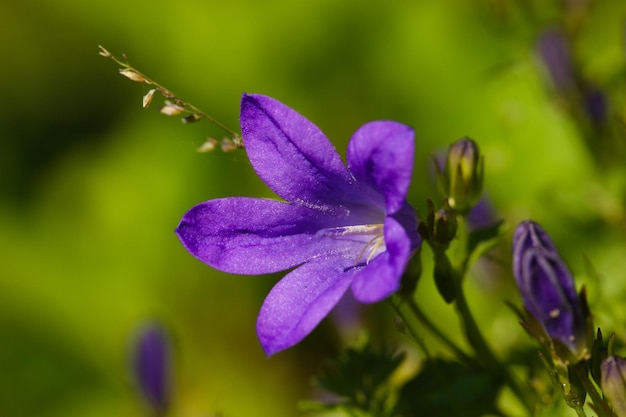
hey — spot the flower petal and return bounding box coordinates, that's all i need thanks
[351,216,412,303]
[175,198,352,274]
[346,121,414,214]
[257,258,356,355]
[241,94,355,211]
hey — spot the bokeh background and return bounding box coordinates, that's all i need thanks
[1,0,625,416]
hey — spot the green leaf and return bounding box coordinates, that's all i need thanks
[394,359,501,417]
[313,340,405,413]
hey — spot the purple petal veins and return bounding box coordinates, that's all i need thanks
[176,94,420,355]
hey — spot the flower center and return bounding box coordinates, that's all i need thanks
[315,224,385,264]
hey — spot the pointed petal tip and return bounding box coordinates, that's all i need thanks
[259,338,284,357]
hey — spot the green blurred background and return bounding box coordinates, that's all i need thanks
[1,0,625,416]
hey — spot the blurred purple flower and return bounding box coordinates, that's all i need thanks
[176,94,420,355]
[512,221,586,354]
[133,323,171,412]
[536,28,575,92]
[466,196,497,231]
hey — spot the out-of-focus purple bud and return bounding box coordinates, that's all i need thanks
[466,196,497,231]
[583,88,608,127]
[536,28,575,92]
[133,323,172,412]
[601,355,626,416]
[512,221,587,357]
[440,138,484,214]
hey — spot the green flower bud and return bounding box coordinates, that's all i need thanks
[418,199,458,250]
[441,138,484,214]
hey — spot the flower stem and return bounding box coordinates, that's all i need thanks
[454,281,535,413]
[571,362,617,417]
[401,296,473,365]
[388,298,430,356]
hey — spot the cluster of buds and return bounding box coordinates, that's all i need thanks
[435,137,484,215]
[508,221,626,415]
[99,45,243,153]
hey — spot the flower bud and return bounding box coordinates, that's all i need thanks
[98,45,112,58]
[418,199,458,249]
[601,355,626,416]
[441,138,484,214]
[133,323,172,412]
[512,221,589,359]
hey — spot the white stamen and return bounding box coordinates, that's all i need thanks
[316,224,382,238]
[316,224,385,264]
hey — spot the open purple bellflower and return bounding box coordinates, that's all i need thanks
[176,94,420,355]
[512,220,586,355]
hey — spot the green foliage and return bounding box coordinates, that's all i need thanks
[312,341,405,417]
[394,359,501,417]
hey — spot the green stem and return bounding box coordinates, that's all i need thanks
[453,259,536,414]
[388,299,430,356]
[572,406,588,417]
[402,296,473,365]
[448,216,537,413]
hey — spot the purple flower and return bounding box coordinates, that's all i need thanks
[176,94,420,355]
[133,323,171,412]
[512,221,586,355]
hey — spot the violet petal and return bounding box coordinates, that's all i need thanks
[240,94,355,211]
[256,258,357,355]
[176,197,362,274]
[347,121,414,214]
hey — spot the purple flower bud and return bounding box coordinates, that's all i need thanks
[601,355,626,416]
[512,221,586,356]
[583,88,608,127]
[466,196,497,231]
[133,323,171,412]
